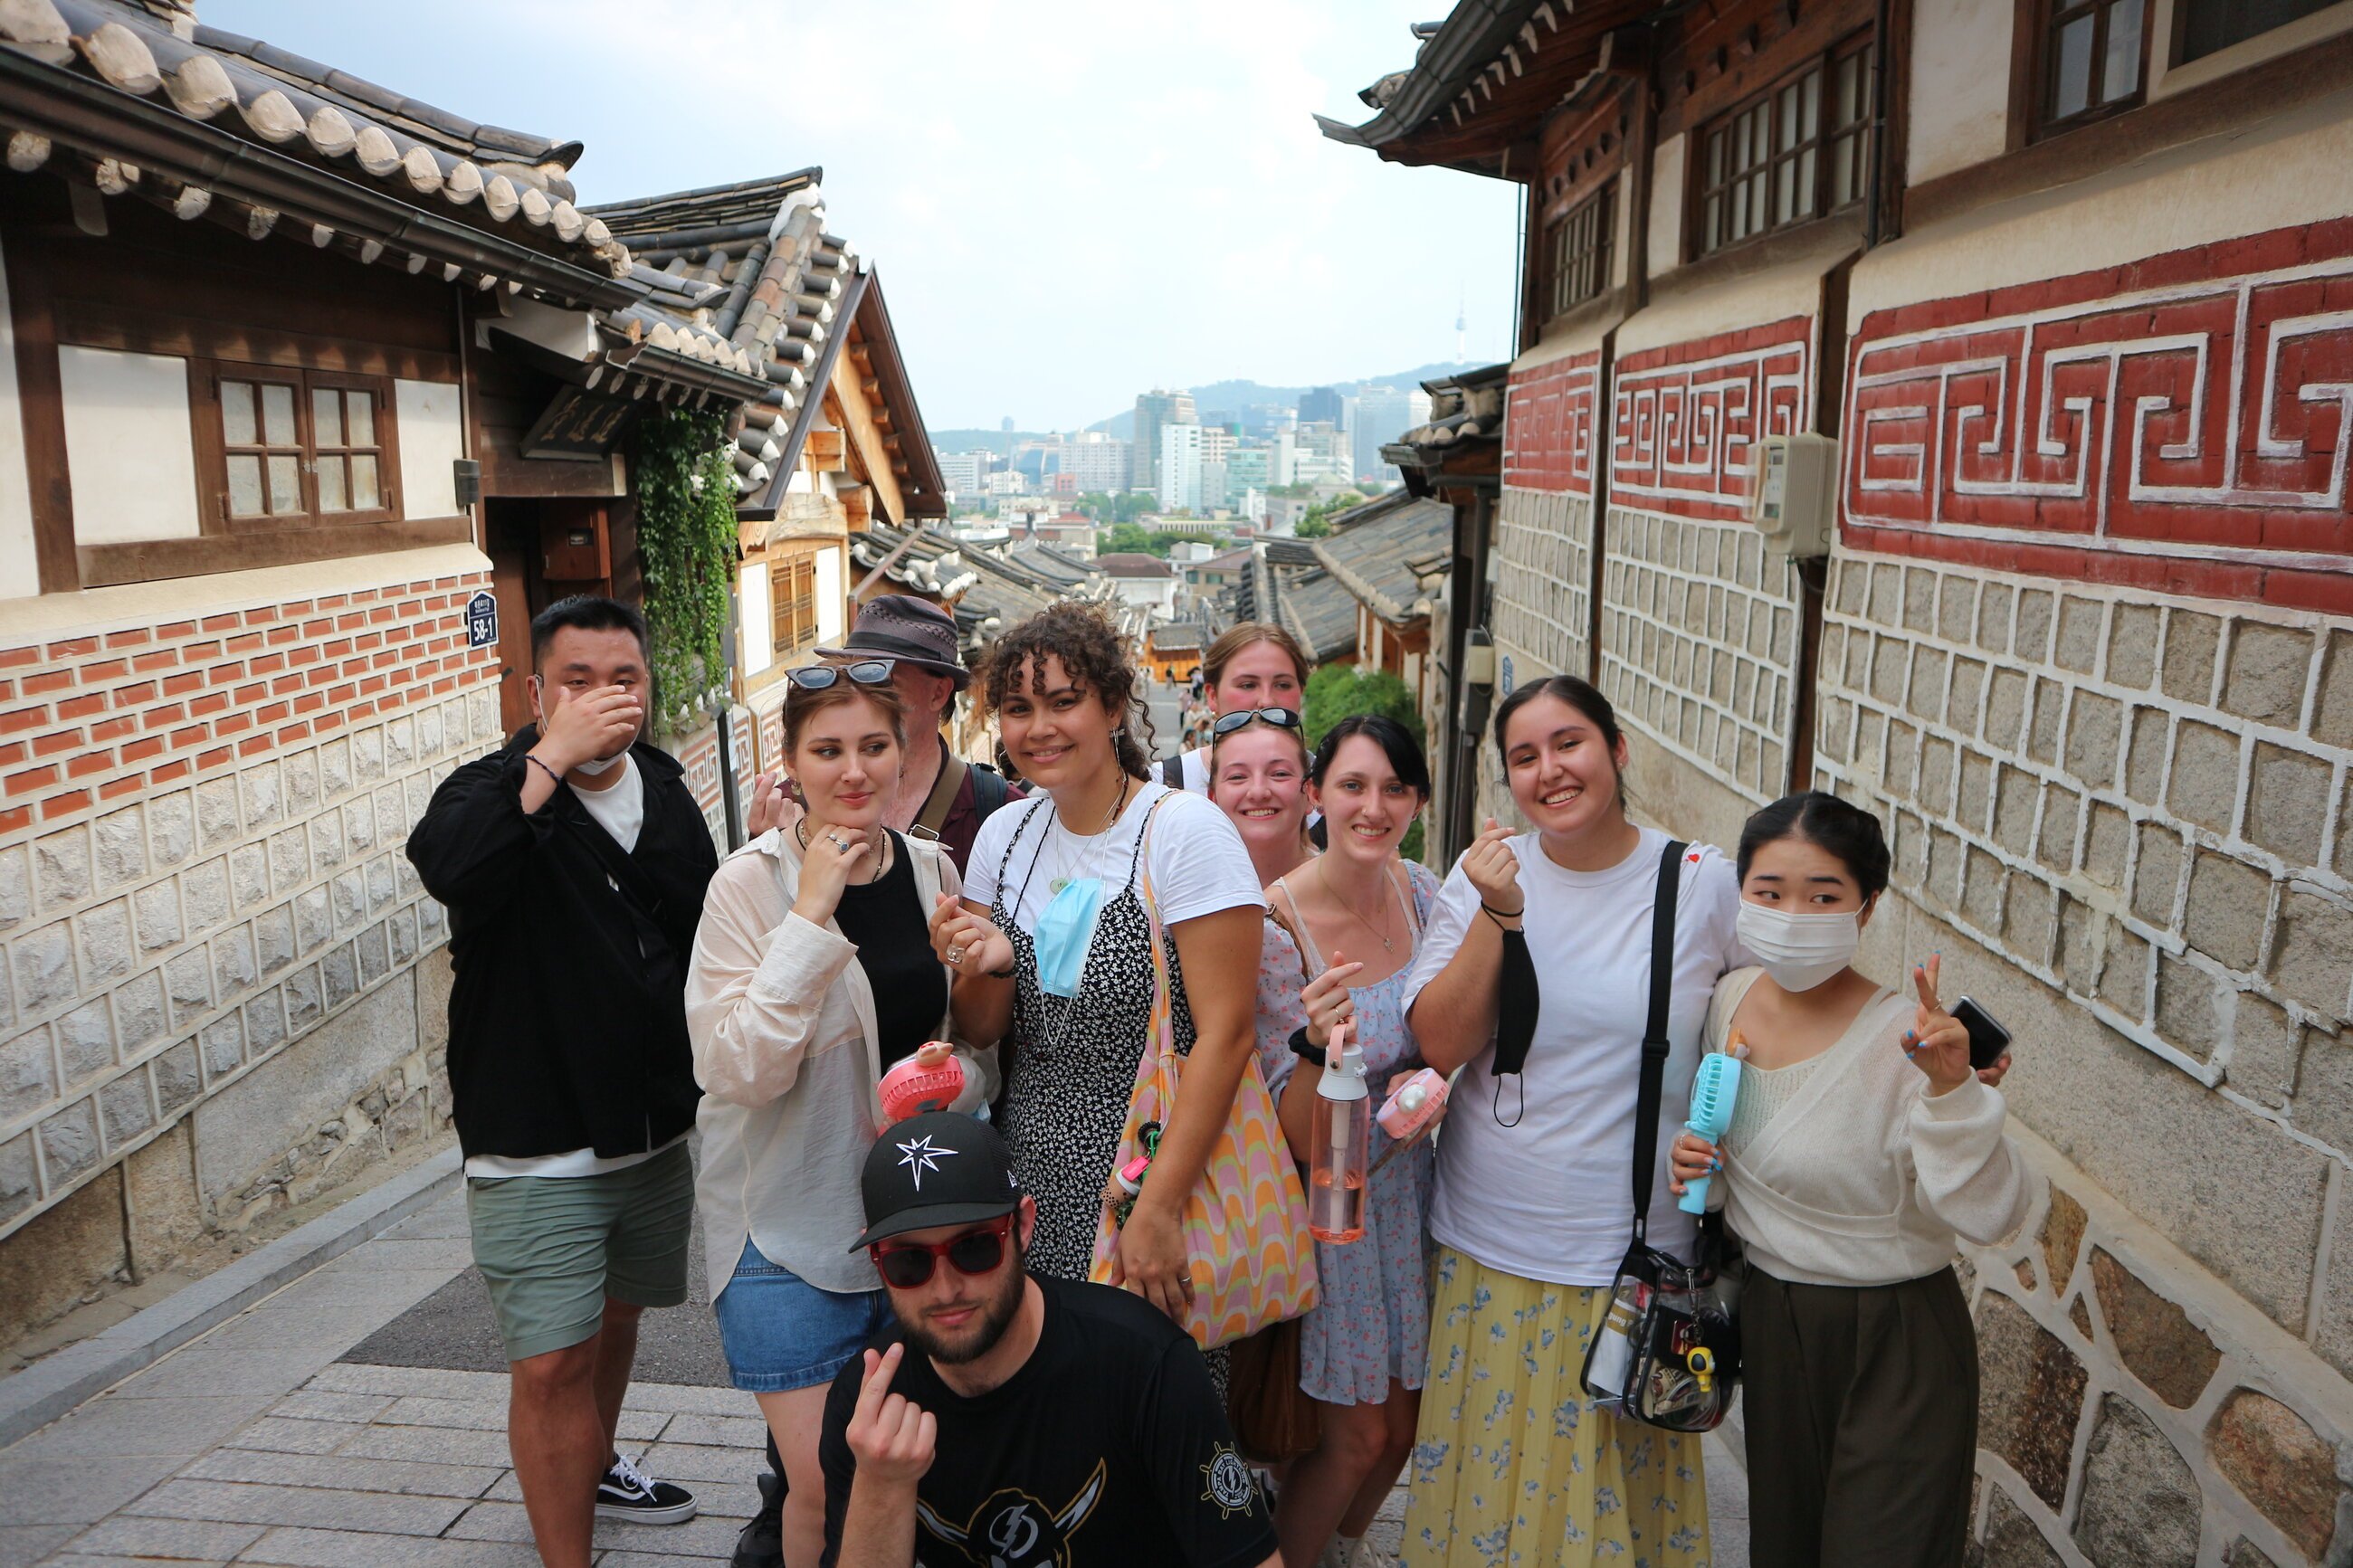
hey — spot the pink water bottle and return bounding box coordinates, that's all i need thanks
[879,1042,964,1123]
[1308,1021,1369,1243]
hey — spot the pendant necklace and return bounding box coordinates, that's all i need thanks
[1319,856,1395,953]
[1049,777,1131,895]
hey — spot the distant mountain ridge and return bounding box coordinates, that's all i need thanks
[930,360,1480,455]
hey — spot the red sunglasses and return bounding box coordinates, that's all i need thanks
[868,1213,1015,1289]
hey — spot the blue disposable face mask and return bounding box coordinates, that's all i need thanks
[1033,878,1105,998]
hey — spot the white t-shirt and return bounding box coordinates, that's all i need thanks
[573,755,644,856]
[1401,826,1748,1286]
[464,757,668,1182]
[965,781,1264,934]
[1176,747,1211,794]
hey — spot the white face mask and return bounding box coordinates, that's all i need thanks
[571,749,625,776]
[1737,901,1860,992]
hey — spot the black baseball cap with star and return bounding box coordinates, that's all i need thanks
[851,1111,1023,1250]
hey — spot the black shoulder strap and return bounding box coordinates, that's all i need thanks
[1159,754,1186,790]
[970,764,1009,819]
[558,808,678,971]
[1628,839,1688,1244]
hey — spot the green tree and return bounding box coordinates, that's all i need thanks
[1303,663,1430,861]
[1099,522,1174,557]
[1294,514,1334,539]
[1297,490,1367,538]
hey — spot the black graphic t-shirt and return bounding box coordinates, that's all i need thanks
[819,1276,1274,1568]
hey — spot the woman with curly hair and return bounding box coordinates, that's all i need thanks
[929,603,1266,1323]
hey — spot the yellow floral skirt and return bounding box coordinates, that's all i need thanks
[1400,1248,1713,1568]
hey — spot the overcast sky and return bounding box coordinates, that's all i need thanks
[203,1,1521,433]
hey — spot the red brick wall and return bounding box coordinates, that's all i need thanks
[1,575,500,838]
[1505,351,1603,495]
[1841,217,2353,613]
[1610,318,1815,521]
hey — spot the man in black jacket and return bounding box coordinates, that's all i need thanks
[408,596,715,1568]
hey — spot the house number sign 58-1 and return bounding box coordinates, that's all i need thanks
[465,591,499,649]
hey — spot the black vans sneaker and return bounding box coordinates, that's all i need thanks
[597,1451,698,1525]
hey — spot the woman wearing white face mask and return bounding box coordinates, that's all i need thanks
[1669,791,2029,1568]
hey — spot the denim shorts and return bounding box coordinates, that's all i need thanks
[711,1238,892,1393]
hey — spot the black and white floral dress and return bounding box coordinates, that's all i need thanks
[989,794,1196,1282]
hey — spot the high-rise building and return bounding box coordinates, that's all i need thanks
[1226,445,1273,492]
[1293,420,1352,485]
[1351,385,1434,483]
[1298,385,1347,428]
[935,448,991,499]
[1133,388,1196,492]
[1062,432,1131,492]
[1157,423,1205,512]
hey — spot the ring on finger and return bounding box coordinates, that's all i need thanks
[946,946,967,965]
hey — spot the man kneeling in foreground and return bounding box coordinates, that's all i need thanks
[819,1113,1281,1568]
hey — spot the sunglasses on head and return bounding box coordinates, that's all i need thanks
[1211,707,1302,737]
[787,660,894,694]
[868,1212,1015,1288]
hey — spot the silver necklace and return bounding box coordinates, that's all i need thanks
[1047,777,1133,896]
[1318,856,1395,952]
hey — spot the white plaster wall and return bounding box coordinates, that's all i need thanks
[739,560,773,678]
[1615,216,1857,356]
[1907,0,2015,184]
[1647,133,1688,278]
[0,241,38,601]
[1853,79,2353,318]
[58,347,201,546]
[394,379,464,520]
[814,546,844,643]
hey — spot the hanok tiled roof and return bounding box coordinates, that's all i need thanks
[0,0,634,298]
[853,523,1116,652]
[588,171,941,515]
[1313,495,1453,626]
[1005,544,1094,590]
[1277,568,1360,665]
[1095,553,1173,579]
[1394,365,1508,455]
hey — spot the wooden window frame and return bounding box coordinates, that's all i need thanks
[194,359,402,535]
[1691,32,1877,261]
[1542,182,1616,323]
[770,545,822,658]
[2015,0,2155,143]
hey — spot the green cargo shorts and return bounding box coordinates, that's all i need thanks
[464,1141,694,1364]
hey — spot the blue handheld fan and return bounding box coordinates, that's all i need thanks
[1678,1053,1743,1215]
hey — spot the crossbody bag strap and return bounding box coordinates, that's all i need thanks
[1627,839,1688,1245]
[915,750,969,837]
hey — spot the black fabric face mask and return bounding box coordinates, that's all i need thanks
[1490,927,1540,1126]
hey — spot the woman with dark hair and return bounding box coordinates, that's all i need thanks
[1667,791,2026,1568]
[1396,674,1745,1568]
[685,664,996,1568]
[1253,715,1439,1568]
[1208,707,1318,887]
[927,602,1267,1319]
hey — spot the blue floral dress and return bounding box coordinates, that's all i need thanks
[1255,858,1440,1405]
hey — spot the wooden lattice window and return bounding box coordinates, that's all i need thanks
[772,548,820,655]
[1543,184,1615,320]
[1697,35,1876,258]
[2035,0,2148,135]
[210,365,397,529]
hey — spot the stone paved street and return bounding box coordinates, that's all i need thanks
[0,1182,1748,1566]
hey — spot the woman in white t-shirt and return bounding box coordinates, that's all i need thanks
[1397,674,1746,1568]
[929,602,1266,1325]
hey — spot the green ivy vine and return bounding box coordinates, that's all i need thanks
[634,408,739,736]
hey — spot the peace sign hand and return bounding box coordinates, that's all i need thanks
[1902,955,1975,1096]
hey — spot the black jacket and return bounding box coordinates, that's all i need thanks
[406,727,718,1160]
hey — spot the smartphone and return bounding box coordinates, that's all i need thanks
[1952,996,2013,1071]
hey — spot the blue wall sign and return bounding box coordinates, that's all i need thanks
[465,590,499,649]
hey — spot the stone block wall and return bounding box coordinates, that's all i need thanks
[1600,507,1804,854]
[1813,549,2353,1563]
[0,558,498,1335]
